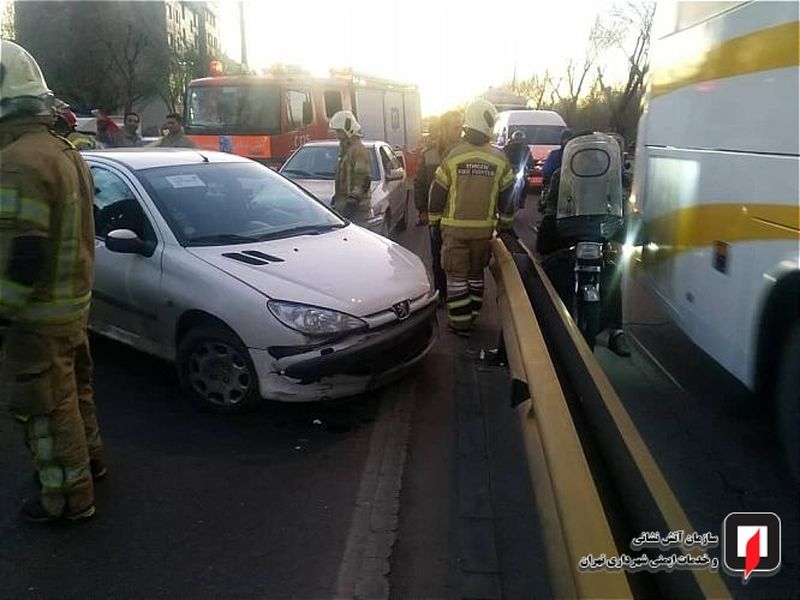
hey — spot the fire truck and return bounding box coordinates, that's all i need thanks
[183,66,422,172]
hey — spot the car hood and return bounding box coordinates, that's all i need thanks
[287,178,380,207]
[186,225,430,316]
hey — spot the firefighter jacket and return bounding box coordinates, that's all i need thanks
[429,140,515,239]
[333,137,372,216]
[0,118,95,330]
[154,130,196,148]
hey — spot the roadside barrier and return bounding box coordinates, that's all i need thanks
[490,238,731,599]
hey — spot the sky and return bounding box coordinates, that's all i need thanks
[216,0,630,116]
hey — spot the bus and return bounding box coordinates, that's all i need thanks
[183,67,422,171]
[625,0,799,476]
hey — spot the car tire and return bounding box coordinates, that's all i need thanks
[775,324,800,480]
[177,324,262,414]
[395,192,408,232]
[380,210,391,238]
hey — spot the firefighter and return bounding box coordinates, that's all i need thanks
[152,113,196,148]
[52,100,97,150]
[416,111,462,301]
[429,99,515,335]
[0,41,105,523]
[329,110,372,223]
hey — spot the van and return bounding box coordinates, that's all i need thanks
[492,109,567,188]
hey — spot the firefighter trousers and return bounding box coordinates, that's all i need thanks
[2,322,102,516]
[441,236,492,332]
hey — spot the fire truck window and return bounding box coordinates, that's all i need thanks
[324,91,343,119]
[287,90,312,130]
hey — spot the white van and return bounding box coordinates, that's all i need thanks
[492,109,567,188]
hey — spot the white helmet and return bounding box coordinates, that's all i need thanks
[329,110,361,138]
[463,99,498,137]
[0,40,53,120]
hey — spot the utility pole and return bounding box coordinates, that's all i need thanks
[239,1,247,73]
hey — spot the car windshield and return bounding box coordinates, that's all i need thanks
[281,145,380,181]
[185,84,281,135]
[137,162,346,246]
[509,125,565,145]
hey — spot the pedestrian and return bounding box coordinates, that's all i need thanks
[329,110,372,223]
[0,41,105,523]
[96,110,142,147]
[428,99,516,335]
[415,110,461,301]
[151,113,196,148]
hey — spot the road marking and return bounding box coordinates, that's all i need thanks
[334,377,416,600]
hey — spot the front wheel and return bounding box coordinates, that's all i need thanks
[177,324,262,414]
[576,298,601,351]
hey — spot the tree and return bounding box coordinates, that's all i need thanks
[105,23,162,113]
[159,47,201,114]
[510,70,558,109]
[1,0,14,40]
[596,1,657,141]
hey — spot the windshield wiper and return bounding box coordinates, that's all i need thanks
[256,223,346,240]
[186,233,261,246]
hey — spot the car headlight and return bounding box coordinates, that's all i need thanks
[268,300,367,336]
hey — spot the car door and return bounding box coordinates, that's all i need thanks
[89,163,165,356]
[378,144,405,229]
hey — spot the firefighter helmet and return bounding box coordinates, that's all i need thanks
[329,110,361,138]
[463,99,498,137]
[0,40,53,120]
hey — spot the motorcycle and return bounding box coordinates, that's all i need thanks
[554,132,624,350]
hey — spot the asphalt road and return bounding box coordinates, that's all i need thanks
[1,196,798,599]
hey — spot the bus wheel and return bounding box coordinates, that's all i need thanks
[775,324,800,481]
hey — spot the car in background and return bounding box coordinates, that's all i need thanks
[493,110,567,189]
[279,140,409,236]
[84,149,438,413]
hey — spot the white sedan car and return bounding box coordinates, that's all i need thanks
[280,140,410,236]
[85,149,438,413]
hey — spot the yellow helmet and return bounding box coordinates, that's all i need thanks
[329,110,361,138]
[0,40,53,120]
[463,99,498,136]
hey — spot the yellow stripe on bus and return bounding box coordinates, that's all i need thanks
[651,21,800,99]
[645,203,799,257]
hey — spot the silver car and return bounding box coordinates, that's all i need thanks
[280,140,410,236]
[85,149,438,413]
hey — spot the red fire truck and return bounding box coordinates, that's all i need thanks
[183,67,422,173]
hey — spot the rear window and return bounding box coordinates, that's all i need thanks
[570,148,611,177]
[281,145,380,181]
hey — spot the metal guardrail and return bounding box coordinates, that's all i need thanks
[490,238,731,599]
[490,238,632,599]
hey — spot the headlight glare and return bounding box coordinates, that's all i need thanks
[268,300,367,336]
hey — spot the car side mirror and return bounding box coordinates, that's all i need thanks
[386,167,405,182]
[106,229,155,256]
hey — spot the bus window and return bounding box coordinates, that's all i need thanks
[287,89,313,130]
[186,85,281,135]
[324,90,343,119]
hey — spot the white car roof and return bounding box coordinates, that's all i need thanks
[82,148,251,170]
[297,140,382,149]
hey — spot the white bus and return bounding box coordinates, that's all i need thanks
[625,1,799,475]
